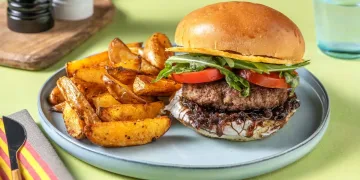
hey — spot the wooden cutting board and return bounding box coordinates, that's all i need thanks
[0,0,115,70]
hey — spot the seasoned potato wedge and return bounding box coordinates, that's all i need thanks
[105,66,138,85]
[98,101,164,122]
[66,51,109,77]
[129,47,144,57]
[126,42,143,48]
[85,116,171,147]
[92,93,121,113]
[133,75,181,96]
[102,73,153,104]
[63,103,85,139]
[50,101,66,112]
[109,38,141,71]
[140,58,160,75]
[57,76,101,125]
[73,68,106,85]
[143,33,174,69]
[49,86,65,105]
[70,78,107,104]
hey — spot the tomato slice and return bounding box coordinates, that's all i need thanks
[238,70,295,89]
[172,68,224,83]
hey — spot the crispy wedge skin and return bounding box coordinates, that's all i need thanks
[129,47,144,57]
[102,73,153,104]
[85,116,171,147]
[140,58,160,75]
[105,66,138,85]
[63,103,85,139]
[57,76,101,125]
[66,51,110,77]
[50,101,66,113]
[49,86,65,105]
[143,33,174,69]
[126,42,143,48]
[109,38,141,71]
[73,68,106,85]
[133,75,182,96]
[99,101,164,121]
[92,93,121,113]
[70,77,108,105]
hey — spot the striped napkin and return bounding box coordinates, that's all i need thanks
[0,110,73,180]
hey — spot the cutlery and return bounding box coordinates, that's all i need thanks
[3,116,27,180]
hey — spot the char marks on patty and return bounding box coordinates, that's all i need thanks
[182,80,289,111]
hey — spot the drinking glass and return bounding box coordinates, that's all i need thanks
[313,0,360,59]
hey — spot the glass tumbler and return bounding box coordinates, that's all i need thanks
[313,0,360,59]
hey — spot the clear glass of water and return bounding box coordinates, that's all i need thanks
[313,0,360,59]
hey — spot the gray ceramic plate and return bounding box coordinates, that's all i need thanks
[38,67,330,180]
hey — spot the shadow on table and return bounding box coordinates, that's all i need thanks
[253,85,360,179]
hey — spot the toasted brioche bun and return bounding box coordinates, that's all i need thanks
[166,90,296,141]
[174,1,305,64]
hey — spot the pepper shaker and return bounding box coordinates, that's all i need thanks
[7,0,54,33]
[52,0,94,21]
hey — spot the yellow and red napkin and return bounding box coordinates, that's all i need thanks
[0,110,73,180]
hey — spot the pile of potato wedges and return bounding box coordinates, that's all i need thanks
[48,33,180,147]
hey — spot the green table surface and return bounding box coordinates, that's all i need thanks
[1,0,359,179]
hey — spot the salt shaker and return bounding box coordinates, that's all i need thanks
[7,0,54,33]
[52,0,94,21]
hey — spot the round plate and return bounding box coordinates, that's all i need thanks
[38,67,330,180]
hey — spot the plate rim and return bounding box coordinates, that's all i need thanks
[38,67,330,169]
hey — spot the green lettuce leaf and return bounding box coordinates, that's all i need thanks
[155,54,250,96]
[283,71,300,96]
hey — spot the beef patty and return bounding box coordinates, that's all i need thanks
[182,80,289,111]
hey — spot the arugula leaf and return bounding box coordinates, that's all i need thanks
[279,71,284,78]
[260,61,310,72]
[233,60,310,73]
[252,62,270,73]
[232,60,263,73]
[155,54,250,96]
[223,57,235,68]
[283,71,300,96]
[215,57,227,66]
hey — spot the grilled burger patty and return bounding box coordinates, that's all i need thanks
[182,80,289,111]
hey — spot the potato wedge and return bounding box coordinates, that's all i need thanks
[50,101,66,112]
[49,86,65,105]
[57,76,101,125]
[129,47,144,57]
[73,68,106,85]
[102,73,153,104]
[70,78,107,104]
[98,101,164,122]
[109,38,141,71]
[63,103,85,139]
[126,42,143,48]
[66,51,109,77]
[140,58,160,75]
[92,93,121,113]
[133,75,181,96]
[143,33,174,69]
[85,116,171,147]
[105,66,138,85]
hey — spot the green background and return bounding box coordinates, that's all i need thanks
[1,0,359,179]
